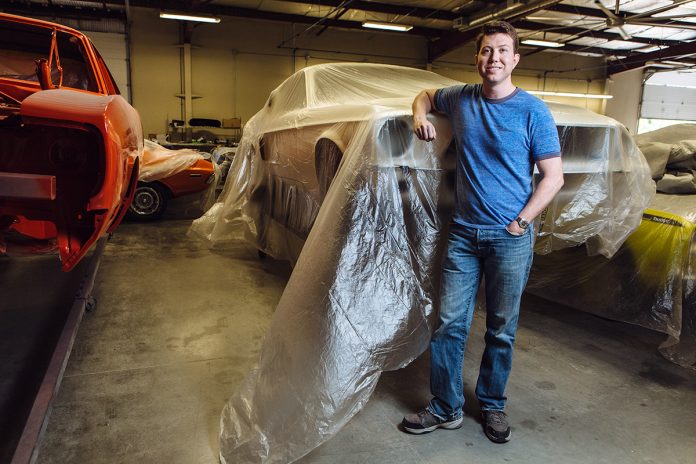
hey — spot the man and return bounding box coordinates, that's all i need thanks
[402,21,564,444]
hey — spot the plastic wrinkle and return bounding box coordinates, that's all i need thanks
[530,124,696,369]
[189,63,655,463]
[138,139,205,182]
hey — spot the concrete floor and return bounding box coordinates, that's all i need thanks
[35,219,696,464]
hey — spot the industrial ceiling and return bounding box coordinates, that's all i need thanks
[3,0,696,75]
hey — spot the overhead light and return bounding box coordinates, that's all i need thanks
[521,39,564,48]
[528,90,613,99]
[362,21,413,32]
[159,12,221,23]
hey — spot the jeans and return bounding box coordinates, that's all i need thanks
[428,223,534,420]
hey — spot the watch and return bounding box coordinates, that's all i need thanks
[515,216,529,230]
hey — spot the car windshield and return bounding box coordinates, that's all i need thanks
[307,64,457,107]
[268,63,458,113]
[0,19,98,92]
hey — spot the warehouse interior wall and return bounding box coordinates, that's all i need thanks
[433,46,608,114]
[87,31,129,102]
[128,7,610,137]
[605,68,644,134]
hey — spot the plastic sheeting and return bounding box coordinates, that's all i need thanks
[188,63,654,463]
[635,123,696,192]
[138,139,207,182]
[529,124,696,369]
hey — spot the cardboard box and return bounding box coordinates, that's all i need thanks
[222,117,241,128]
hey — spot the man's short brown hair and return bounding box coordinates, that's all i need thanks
[475,21,519,54]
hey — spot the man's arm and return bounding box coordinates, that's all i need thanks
[507,156,564,235]
[412,89,439,141]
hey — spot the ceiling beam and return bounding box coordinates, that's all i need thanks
[607,41,696,74]
[276,0,459,21]
[127,0,444,37]
[514,19,682,47]
[429,0,564,60]
[0,0,126,21]
[547,3,696,29]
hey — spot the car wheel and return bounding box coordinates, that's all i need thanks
[127,182,169,220]
[314,138,343,200]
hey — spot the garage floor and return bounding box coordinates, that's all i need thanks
[34,219,696,464]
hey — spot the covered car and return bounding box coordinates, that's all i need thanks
[529,124,696,368]
[0,13,142,271]
[127,140,218,220]
[189,63,653,463]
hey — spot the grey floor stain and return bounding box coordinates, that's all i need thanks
[638,362,687,387]
[183,317,229,346]
[520,419,538,430]
[535,381,556,390]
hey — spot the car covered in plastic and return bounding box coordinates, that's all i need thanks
[528,123,696,369]
[190,63,653,464]
[0,13,142,271]
[127,140,218,220]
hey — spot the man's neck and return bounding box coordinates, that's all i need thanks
[481,81,516,100]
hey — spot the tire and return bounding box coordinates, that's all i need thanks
[314,138,344,201]
[127,182,169,220]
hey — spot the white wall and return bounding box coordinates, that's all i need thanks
[87,31,129,101]
[605,68,644,134]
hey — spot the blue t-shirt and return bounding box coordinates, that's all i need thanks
[434,84,561,229]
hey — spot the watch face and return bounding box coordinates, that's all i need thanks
[516,217,529,229]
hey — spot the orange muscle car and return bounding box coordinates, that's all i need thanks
[0,13,143,271]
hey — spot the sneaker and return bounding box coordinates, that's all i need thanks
[481,410,511,443]
[402,409,463,434]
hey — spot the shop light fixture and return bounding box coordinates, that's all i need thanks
[159,12,221,23]
[521,39,564,48]
[528,90,613,99]
[362,21,413,32]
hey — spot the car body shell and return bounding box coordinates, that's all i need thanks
[0,13,142,271]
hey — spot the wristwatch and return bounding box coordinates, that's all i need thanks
[515,216,529,230]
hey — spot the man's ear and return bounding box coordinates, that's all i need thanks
[513,52,520,68]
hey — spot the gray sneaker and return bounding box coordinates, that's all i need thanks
[481,410,511,443]
[402,409,463,434]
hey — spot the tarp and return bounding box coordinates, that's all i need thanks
[634,123,696,192]
[138,139,206,182]
[189,63,654,463]
[529,124,696,369]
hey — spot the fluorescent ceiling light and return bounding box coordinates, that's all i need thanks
[159,12,221,23]
[362,21,413,32]
[521,39,564,48]
[528,90,613,99]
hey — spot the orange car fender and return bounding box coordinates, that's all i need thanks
[21,89,143,213]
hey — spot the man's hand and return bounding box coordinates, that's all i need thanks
[412,89,438,142]
[505,220,526,236]
[414,116,437,141]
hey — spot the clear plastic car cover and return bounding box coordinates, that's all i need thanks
[188,63,654,463]
[138,139,207,182]
[528,124,696,369]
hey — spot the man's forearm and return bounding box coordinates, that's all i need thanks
[412,90,434,121]
[517,174,564,223]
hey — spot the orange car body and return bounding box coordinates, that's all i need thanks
[156,158,216,198]
[0,13,142,271]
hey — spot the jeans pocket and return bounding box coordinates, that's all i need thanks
[504,226,526,237]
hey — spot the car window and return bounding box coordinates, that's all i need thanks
[557,125,611,173]
[0,19,99,92]
[92,42,120,95]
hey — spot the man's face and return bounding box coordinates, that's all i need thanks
[475,33,520,86]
